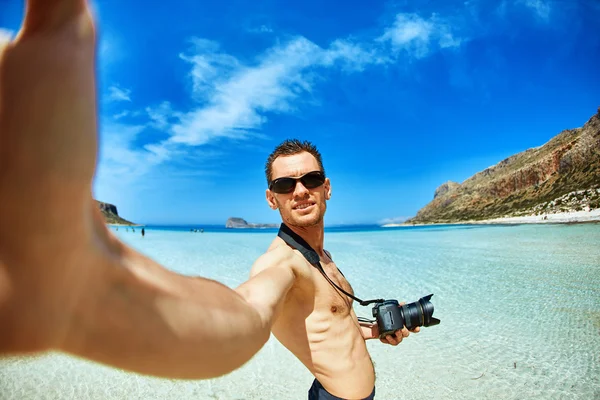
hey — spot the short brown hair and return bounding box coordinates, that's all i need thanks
[265,139,325,184]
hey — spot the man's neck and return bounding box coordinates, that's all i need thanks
[283,222,325,257]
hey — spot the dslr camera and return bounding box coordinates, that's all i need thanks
[372,294,440,338]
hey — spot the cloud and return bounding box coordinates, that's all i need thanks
[96,10,464,187]
[146,101,180,129]
[0,28,14,42]
[0,28,14,51]
[249,25,274,34]
[97,122,155,181]
[113,110,130,119]
[518,0,551,20]
[162,34,395,148]
[377,13,462,58]
[107,85,132,102]
[322,39,388,71]
[379,216,410,225]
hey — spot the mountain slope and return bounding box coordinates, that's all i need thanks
[408,108,600,224]
[97,200,136,225]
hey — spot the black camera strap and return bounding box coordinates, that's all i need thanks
[277,223,383,307]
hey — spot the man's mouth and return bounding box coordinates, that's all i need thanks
[293,202,315,210]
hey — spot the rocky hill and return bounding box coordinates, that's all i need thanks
[226,217,278,229]
[407,108,600,224]
[97,200,135,225]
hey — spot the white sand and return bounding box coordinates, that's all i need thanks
[383,208,600,227]
[475,208,600,224]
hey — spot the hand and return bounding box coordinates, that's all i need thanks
[376,301,421,346]
[0,1,272,379]
[0,0,100,353]
[379,325,420,346]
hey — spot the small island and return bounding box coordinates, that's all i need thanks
[226,217,278,229]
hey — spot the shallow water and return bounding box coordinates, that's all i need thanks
[1,223,599,399]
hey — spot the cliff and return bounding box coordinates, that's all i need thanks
[226,217,278,229]
[97,200,136,225]
[407,108,600,224]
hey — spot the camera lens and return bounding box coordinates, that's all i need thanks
[400,294,441,331]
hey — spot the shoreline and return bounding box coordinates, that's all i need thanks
[383,209,600,227]
[107,223,145,227]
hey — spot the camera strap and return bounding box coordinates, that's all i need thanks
[277,223,383,307]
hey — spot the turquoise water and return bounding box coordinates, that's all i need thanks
[1,223,599,399]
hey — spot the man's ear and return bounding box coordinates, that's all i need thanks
[266,189,278,209]
[324,178,332,200]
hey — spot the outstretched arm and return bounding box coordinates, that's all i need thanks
[0,0,268,379]
[235,245,309,327]
[57,209,272,379]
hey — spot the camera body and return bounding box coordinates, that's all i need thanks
[372,294,440,338]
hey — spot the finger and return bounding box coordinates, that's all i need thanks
[23,0,90,35]
[411,327,421,333]
[395,328,410,339]
[386,334,400,346]
[385,335,396,345]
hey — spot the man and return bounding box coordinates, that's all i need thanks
[0,0,304,380]
[245,139,419,399]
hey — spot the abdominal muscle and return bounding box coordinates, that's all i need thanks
[272,286,375,399]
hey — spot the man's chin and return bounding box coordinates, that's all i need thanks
[287,212,322,227]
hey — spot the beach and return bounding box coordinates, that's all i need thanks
[1,223,599,399]
[476,208,600,224]
[384,209,600,227]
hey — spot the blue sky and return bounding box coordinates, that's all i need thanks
[1,0,599,225]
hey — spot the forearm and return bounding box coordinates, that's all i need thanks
[354,307,378,340]
[62,229,270,379]
[359,322,379,340]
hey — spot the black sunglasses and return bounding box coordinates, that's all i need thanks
[269,171,326,194]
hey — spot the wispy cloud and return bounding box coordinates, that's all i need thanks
[157,14,463,149]
[0,28,14,48]
[108,85,132,102]
[379,216,410,225]
[146,101,180,130]
[518,0,551,20]
[97,11,464,187]
[377,13,462,58]
[154,34,396,148]
[113,110,130,119]
[249,25,274,34]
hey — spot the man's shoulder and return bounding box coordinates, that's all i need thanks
[251,238,314,282]
[250,240,296,275]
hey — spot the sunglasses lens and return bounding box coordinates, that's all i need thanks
[301,172,325,188]
[271,178,296,194]
[270,171,325,194]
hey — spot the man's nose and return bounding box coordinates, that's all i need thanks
[293,180,309,196]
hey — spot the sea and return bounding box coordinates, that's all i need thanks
[1,223,599,400]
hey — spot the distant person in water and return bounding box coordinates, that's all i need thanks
[239,139,419,399]
[141,228,145,237]
[0,0,303,380]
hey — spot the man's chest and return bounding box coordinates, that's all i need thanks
[311,262,354,315]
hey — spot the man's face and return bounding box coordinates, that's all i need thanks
[266,152,331,228]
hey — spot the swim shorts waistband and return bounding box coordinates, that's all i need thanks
[308,379,375,400]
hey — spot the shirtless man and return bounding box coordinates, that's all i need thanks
[0,0,311,380]
[243,139,419,399]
